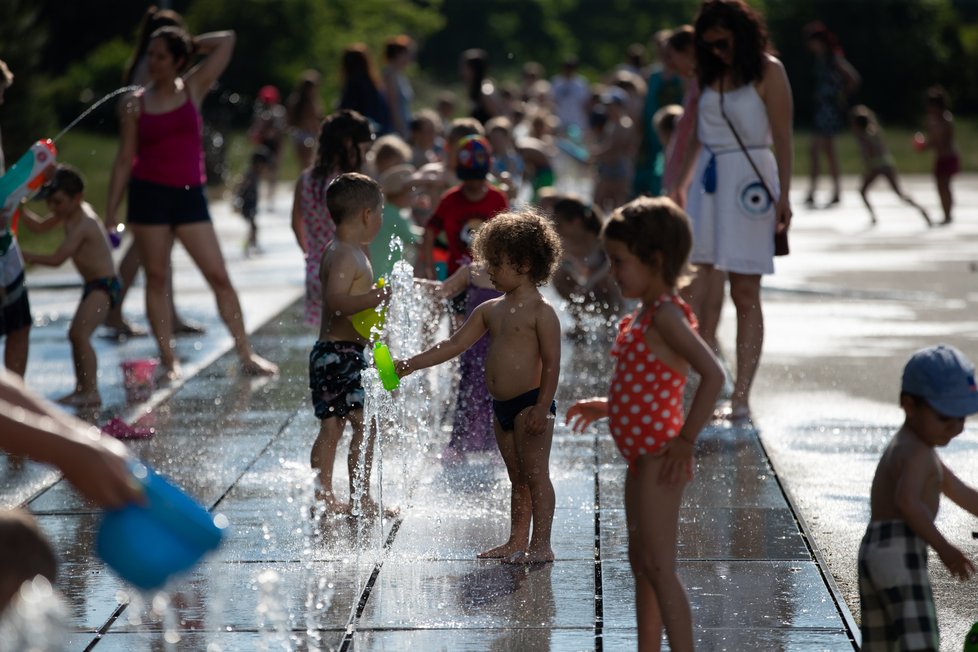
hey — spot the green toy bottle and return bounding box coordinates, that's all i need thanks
[965,621,978,652]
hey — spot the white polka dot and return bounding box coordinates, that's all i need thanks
[613,383,622,392]
[621,416,630,425]
[625,437,633,446]
[642,415,652,424]
[624,373,633,382]
[636,343,645,351]
[663,410,670,418]
[643,393,654,403]
[635,363,645,372]
[627,353,635,361]
[632,383,642,393]
[646,373,656,382]
[670,398,678,406]
[660,390,670,399]
[638,447,647,455]
[662,371,671,380]
[630,404,640,414]
[673,379,681,387]
[611,404,619,414]
[621,394,630,403]
[644,436,655,445]
[633,426,642,436]
[652,402,659,410]
[654,422,663,430]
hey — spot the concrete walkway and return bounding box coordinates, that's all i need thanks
[1,194,858,650]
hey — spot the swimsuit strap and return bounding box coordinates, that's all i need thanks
[639,293,698,331]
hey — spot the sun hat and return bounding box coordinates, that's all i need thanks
[902,344,978,418]
[455,135,492,180]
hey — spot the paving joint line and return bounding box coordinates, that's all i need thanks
[593,432,604,652]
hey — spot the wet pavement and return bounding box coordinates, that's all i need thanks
[11,176,971,649]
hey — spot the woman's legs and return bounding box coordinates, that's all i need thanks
[626,455,692,652]
[824,135,841,202]
[131,224,178,373]
[174,221,277,375]
[728,273,763,417]
[680,264,725,354]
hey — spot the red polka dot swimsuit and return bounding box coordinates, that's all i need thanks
[608,293,698,468]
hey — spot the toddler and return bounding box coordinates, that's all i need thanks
[397,209,563,564]
[566,197,724,651]
[915,86,958,224]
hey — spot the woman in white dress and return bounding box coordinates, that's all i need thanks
[673,0,793,422]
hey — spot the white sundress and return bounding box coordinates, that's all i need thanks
[685,83,779,275]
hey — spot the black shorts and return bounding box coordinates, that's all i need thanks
[492,388,557,432]
[0,275,31,337]
[127,178,211,227]
[309,340,367,419]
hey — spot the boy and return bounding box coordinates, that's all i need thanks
[0,58,32,377]
[233,147,271,256]
[369,163,421,278]
[310,172,390,515]
[396,209,563,564]
[859,344,978,651]
[419,134,507,284]
[21,166,120,407]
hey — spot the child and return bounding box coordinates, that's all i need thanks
[20,166,121,407]
[396,209,563,563]
[858,344,978,651]
[0,58,32,377]
[233,147,271,255]
[369,163,421,278]
[408,109,443,168]
[420,134,507,282]
[0,510,57,615]
[850,105,931,226]
[246,85,287,207]
[652,104,684,182]
[565,197,724,651]
[591,88,637,213]
[309,172,390,515]
[291,110,373,326]
[915,86,959,225]
[486,116,525,201]
[367,134,412,177]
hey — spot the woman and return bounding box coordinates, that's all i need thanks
[338,44,391,136]
[673,0,793,423]
[803,21,859,207]
[460,49,499,125]
[105,26,277,380]
[286,70,324,170]
[382,35,414,138]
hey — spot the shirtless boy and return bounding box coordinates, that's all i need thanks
[396,208,563,563]
[859,344,978,651]
[309,172,390,515]
[21,166,121,407]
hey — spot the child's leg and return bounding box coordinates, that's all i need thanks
[510,410,555,563]
[936,173,952,223]
[883,169,931,225]
[59,292,110,405]
[627,454,693,652]
[3,325,29,377]
[478,420,531,558]
[824,136,841,201]
[311,415,350,513]
[859,171,879,224]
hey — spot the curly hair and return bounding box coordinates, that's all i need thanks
[602,196,692,289]
[694,0,773,89]
[472,209,563,286]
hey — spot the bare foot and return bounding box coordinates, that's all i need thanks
[100,321,148,340]
[154,361,182,385]
[354,496,399,519]
[55,390,102,408]
[312,493,352,518]
[477,541,527,559]
[506,548,554,565]
[240,353,278,377]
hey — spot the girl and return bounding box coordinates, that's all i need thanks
[850,105,930,226]
[916,85,959,225]
[290,110,373,327]
[566,197,723,652]
[286,70,325,170]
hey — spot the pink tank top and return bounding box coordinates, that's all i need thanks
[131,93,206,187]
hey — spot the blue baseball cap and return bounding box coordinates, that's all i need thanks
[901,344,978,418]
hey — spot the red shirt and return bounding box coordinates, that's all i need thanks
[427,184,508,274]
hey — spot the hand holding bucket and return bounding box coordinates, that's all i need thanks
[96,462,225,590]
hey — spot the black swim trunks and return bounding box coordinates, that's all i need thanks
[309,340,367,419]
[82,276,122,309]
[492,387,557,432]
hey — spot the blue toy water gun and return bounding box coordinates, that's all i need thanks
[0,139,58,248]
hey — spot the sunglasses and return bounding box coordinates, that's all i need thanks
[700,37,732,53]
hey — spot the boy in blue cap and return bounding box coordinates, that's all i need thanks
[859,344,978,651]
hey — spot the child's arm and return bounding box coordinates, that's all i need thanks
[290,178,307,253]
[942,462,978,517]
[654,304,725,485]
[897,455,975,580]
[395,302,491,376]
[322,250,389,316]
[21,225,85,268]
[419,227,437,279]
[566,398,609,432]
[438,264,471,299]
[525,304,562,436]
[16,206,62,234]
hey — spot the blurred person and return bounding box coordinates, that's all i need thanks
[369,163,422,278]
[460,48,500,125]
[435,90,458,125]
[916,85,959,225]
[803,21,860,208]
[367,133,412,177]
[408,109,443,168]
[246,84,286,207]
[661,25,700,196]
[635,29,684,197]
[550,56,590,136]
[382,35,414,138]
[486,116,525,201]
[286,70,325,170]
[591,88,637,213]
[339,43,391,135]
[232,147,272,255]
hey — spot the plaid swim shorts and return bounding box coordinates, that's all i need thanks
[309,340,367,419]
[858,520,939,651]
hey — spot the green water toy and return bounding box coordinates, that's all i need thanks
[965,621,978,652]
[352,277,386,340]
[373,341,400,391]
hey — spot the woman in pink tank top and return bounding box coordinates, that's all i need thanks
[106,25,277,380]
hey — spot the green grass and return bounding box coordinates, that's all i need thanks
[16,117,976,253]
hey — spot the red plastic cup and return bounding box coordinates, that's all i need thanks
[121,358,159,401]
